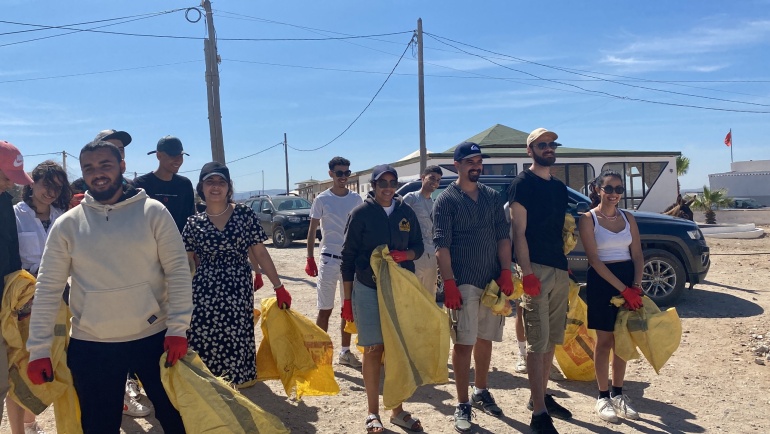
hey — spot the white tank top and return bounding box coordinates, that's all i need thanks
[590,209,632,262]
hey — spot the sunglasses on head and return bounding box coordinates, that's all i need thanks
[601,185,625,194]
[375,179,398,189]
[334,170,352,178]
[533,141,561,151]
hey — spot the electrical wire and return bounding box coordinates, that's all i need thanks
[0,60,201,84]
[0,10,188,36]
[23,152,61,158]
[288,35,415,152]
[424,33,770,114]
[177,142,283,174]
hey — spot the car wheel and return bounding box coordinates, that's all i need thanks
[272,226,291,248]
[642,248,685,305]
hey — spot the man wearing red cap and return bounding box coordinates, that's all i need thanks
[0,140,34,426]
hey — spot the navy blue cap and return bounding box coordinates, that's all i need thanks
[453,141,489,161]
[199,161,230,183]
[370,164,398,182]
[148,136,189,156]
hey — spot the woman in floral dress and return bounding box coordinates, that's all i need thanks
[182,162,292,387]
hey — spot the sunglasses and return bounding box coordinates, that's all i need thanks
[375,179,398,189]
[533,141,561,151]
[601,185,625,194]
[334,170,352,178]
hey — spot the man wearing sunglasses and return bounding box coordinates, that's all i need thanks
[306,156,363,368]
[509,128,572,433]
[433,142,513,432]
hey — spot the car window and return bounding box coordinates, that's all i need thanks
[260,200,272,213]
[272,197,312,210]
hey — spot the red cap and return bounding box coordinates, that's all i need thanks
[0,141,33,185]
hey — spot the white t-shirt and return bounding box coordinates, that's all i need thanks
[310,188,363,255]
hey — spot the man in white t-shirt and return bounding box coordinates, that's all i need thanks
[402,165,442,297]
[306,156,363,368]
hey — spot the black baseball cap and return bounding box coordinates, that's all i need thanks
[453,141,489,161]
[370,164,398,182]
[94,129,132,147]
[148,135,189,156]
[199,161,230,183]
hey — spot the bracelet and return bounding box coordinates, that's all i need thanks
[632,282,641,287]
[273,283,283,290]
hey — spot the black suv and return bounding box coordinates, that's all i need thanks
[244,195,314,248]
[397,175,710,305]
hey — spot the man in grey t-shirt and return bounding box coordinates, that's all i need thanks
[402,165,442,297]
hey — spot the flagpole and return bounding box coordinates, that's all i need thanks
[730,128,733,163]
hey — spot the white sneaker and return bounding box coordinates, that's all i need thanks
[514,353,527,374]
[595,397,618,422]
[611,394,640,420]
[123,392,151,417]
[338,350,362,368]
[24,421,46,434]
[126,377,142,399]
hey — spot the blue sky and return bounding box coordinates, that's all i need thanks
[3,0,770,192]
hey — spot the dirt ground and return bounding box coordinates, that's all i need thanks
[2,228,769,434]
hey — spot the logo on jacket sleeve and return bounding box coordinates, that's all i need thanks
[399,218,410,232]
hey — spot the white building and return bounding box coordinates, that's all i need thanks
[709,160,770,206]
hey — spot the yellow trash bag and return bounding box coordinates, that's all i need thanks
[371,245,450,410]
[480,280,513,317]
[2,270,82,433]
[613,296,681,374]
[554,278,597,381]
[161,350,289,433]
[256,297,340,399]
[563,213,578,255]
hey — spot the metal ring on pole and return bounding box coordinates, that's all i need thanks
[185,7,202,23]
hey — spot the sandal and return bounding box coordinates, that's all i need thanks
[365,414,384,433]
[390,410,423,432]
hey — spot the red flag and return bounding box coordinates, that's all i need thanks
[724,131,732,147]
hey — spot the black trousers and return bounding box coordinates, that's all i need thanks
[67,330,186,434]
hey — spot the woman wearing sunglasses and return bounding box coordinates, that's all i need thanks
[340,164,425,433]
[578,169,644,423]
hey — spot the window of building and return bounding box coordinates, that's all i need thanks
[523,163,595,196]
[600,162,667,209]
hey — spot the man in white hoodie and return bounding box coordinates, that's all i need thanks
[27,140,192,433]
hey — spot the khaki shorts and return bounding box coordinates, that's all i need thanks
[452,284,505,346]
[413,250,438,297]
[520,263,569,353]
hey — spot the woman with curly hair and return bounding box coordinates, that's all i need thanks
[12,160,71,434]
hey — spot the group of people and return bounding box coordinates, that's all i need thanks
[0,125,647,433]
[302,128,645,434]
[1,129,292,433]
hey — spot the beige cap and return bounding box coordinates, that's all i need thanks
[527,128,558,147]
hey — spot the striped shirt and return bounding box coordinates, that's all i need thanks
[433,182,510,288]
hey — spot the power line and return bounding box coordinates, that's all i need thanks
[177,142,284,174]
[424,33,770,114]
[289,35,415,152]
[0,60,201,84]
[0,10,188,36]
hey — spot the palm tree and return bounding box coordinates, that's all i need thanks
[692,185,732,224]
[676,155,690,195]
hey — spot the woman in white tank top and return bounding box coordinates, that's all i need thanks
[578,170,645,423]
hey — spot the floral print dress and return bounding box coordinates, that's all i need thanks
[182,203,267,386]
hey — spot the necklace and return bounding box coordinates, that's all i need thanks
[206,204,230,217]
[596,208,618,221]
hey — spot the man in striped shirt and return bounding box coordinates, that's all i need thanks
[433,142,513,433]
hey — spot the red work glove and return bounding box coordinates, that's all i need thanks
[496,268,514,296]
[522,273,541,297]
[630,285,643,296]
[341,299,354,322]
[621,287,643,310]
[443,279,463,310]
[27,358,54,384]
[164,336,188,367]
[275,285,292,309]
[305,257,318,277]
[389,250,408,263]
[253,273,264,291]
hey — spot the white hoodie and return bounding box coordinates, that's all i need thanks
[27,189,193,361]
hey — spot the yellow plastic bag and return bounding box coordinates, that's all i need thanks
[563,213,578,255]
[554,278,597,381]
[161,350,289,433]
[2,271,82,433]
[371,246,450,410]
[256,297,340,399]
[614,296,681,374]
[480,280,513,317]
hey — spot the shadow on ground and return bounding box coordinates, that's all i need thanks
[238,382,321,433]
[674,285,764,319]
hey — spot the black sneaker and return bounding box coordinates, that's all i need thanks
[526,394,573,420]
[530,412,559,433]
[453,403,474,432]
[471,389,503,417]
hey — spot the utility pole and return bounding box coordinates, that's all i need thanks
[202,0,225,163]
[61,150,67,173]
[417,18,427,173]
[284,133,290,195]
